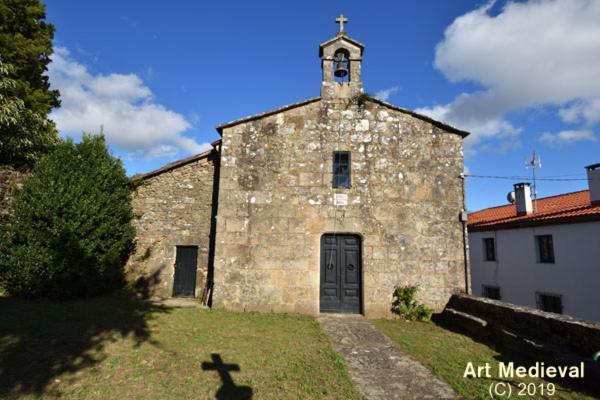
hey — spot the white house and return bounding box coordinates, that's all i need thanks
[468,164,600,322]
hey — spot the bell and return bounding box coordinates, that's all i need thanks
[334,54,348,78]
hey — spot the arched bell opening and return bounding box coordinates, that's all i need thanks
[333,48,350,83]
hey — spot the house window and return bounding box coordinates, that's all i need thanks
[333,151,351,188]
[483,285,501,300]
[483,238,496,261]
[536,235,555,263]
[537,293,563,314]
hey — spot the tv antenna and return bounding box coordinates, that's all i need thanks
[525,151,541,212]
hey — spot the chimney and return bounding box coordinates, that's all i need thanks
[586,163,600,203]
[514,182,533,215]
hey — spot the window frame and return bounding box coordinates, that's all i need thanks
[536,292,563,314]
[332,151,351,189]
[482,285,501,300]
[482,237,496,261]
[536,234,555,264]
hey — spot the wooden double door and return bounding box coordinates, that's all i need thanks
[320,234,362,314]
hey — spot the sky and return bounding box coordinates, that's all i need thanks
[43,0,600,211]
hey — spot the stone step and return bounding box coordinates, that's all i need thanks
[434,307,488,338]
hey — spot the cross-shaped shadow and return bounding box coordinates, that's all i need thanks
[201,353,253,400]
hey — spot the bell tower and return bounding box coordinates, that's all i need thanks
[320,15,364,99]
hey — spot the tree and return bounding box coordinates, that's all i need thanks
[0,59,59,167]
[0,135,135,299]
[0,0,60,168]
[0,0,59,114]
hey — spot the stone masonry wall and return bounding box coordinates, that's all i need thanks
[213,98,466,317]
[126,152,218,298]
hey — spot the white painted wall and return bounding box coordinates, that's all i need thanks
[469,221,600,322]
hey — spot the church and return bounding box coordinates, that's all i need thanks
[127,17,470,318]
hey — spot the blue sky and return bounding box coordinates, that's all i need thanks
[44,0,600,211]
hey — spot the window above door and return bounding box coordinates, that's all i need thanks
[333,151,351,188]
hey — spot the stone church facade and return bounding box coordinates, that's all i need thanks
[127,23,469,318]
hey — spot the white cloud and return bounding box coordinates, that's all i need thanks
[539,129,597,147]
[48,47,210,158]
[417,0,600,154]
[86,74,151,101]
[374,86,399,101]
[558,98,600,126]
[124,145,179,161]
[415,91,521,154]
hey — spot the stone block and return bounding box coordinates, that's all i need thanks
[226,218,247,232]
[299,172,322,186]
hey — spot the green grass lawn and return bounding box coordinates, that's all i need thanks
[0,294,360,400]
[375,319,594,400]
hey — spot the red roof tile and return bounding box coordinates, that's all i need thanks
[468,190,600,231]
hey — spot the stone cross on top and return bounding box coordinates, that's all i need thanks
[335,14,348,33]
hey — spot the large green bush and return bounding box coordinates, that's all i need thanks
[0,135,134,299]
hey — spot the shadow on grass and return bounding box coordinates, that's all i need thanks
[202,353,253,400]
[0,293,170,398]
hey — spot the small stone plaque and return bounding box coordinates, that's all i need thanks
[334,193,348,206]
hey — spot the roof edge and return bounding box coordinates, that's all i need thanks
[367,97,470,138]
[468,213,600,232]
[215,95,469,137]
[319,33,365,56]
[468,189,590,216]
[130,139,221,182]
[216,97,321,134]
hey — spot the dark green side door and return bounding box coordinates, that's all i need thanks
[172,246,198,297]
[320,234,362,314]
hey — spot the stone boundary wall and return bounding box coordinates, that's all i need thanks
[0,168,27,217]
[445,294,600,358]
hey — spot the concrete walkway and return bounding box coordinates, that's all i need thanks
[318,314,458,400]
